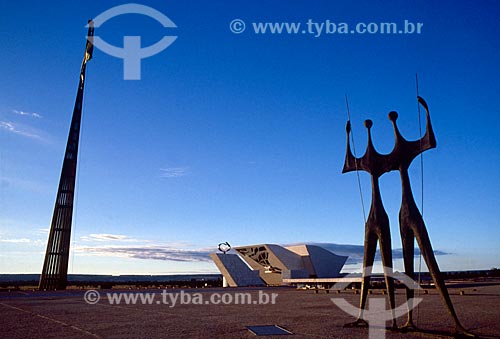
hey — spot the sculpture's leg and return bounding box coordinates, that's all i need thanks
[344,232,377,328]
[414,220,475,337]
[378,234,397,329]
[400,226,417,331]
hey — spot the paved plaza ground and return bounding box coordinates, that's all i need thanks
[0,282,499,339]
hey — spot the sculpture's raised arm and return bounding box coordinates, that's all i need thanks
[417,96,437,151]
[342,119,393,177]
[342,120,360,173]
[388,96,437,170]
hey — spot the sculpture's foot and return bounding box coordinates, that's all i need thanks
[398,320,417,332]
[344,319,368,328]
[454,326,476,338]
[388,321,398,331]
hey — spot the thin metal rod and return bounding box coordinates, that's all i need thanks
[345,95,367,224]
[415,73,424,325]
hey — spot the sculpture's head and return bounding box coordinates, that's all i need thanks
[388,111,398,122]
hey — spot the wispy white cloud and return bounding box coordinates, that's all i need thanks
[0,121,43,140]
[75,244,212,262]
[0,176,49,193]
[75,232,210,262]
[301,242,448,265]
[0,108,47,141]
[160,166,189,178]
[12,109,42,119]
[80,233,143,242]
[0,238,31,243]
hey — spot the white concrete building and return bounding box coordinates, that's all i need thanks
[210,244,348,287]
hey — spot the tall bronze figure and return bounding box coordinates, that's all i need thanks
[343,96,473,337]
[387,97,473,336]
[39,21,94,290]
[343,120,397,329]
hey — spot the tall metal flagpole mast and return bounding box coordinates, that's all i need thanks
[39,21,94,290]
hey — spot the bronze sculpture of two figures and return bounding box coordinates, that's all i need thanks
[342,97,474,337]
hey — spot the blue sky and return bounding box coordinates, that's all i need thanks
[0,1,499,274]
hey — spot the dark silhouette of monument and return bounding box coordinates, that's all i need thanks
[39,22,94,290]
[343,119,397,329]
[343,97,474,337]
[388,98,473,336]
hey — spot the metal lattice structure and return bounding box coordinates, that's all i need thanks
[39,22,94,290]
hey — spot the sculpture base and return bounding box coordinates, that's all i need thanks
[344,319,368,328]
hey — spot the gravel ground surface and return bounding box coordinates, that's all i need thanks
[0,282,499,339]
